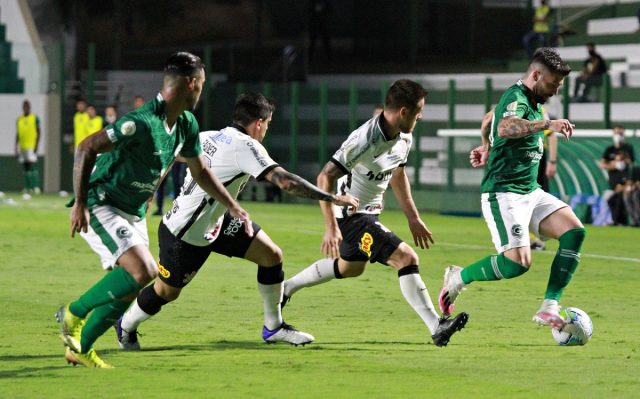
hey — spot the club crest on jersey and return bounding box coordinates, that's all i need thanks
[116,226,132,239]
[158,264,170,278]
[121,121,136,136]
[511,224,523,238]
[360,232,373,257]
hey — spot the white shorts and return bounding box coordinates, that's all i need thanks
[18,149,37,164]
[481,189,568,253]
[80,205,149,270]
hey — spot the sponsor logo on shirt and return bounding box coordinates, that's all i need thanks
[158,263,171,278]
[246,142,268,167]
[202,140,218,157]
[131,181,156,193]
[360,232,373,257]
[366,170,393,181]
[212,132,233,144]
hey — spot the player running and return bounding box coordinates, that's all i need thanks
[115,91,358,349]
[439,48,585,330]
[56,52,253,368]
[282,79,469,347]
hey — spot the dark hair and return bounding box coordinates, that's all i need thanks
[613,124,625,130]
[384,79,428,111]
[587,42,595,48]
[164,51,204,77]
[531,48,571,76]
[233,92,276,125]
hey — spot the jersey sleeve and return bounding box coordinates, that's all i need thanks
[237,139,278,180]
[179,114,202,158]
[398,134,412,167]
[331,129,371,172]
[105,113,148,145]
[500,92,529,120]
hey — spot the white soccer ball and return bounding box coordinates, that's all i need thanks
[552,307,593,346]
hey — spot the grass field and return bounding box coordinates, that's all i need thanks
[1,194,638,399]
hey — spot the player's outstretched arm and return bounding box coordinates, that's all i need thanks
[470,110,493,168]
[70,129,115,237]
[185,155,253,237]
[389,167,434,249]
[264,166,358,207]
[498,116,574,140]
[317,161,347,258]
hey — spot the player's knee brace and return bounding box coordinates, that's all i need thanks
[558,227,586,253]
[257,263,284,285]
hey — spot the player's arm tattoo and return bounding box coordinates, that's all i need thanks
[498,117,550,139]
[73,130,113,204]
[269,167,336,202]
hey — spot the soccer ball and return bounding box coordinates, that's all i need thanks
[551,307,593,346]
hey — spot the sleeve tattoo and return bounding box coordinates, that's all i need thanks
[499,118,550,138]
[270,168,336,202]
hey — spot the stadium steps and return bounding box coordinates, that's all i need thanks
[0,23,24,94]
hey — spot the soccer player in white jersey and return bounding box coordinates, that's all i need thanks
[282,79,469,347]
[116,92,358,348]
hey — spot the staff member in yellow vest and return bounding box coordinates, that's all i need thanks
[522,0,552,60]
[86,104,103,136]
[73,99,90,148]
[15,100,41,195]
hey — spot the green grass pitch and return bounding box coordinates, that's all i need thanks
[0,194,638,398]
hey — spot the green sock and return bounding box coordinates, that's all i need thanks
[32,170,40,190]
[461,254,529,284]
[544,228,586,300]
[80,299,132,353]
[69,267,141,318]
[24,171,30,190]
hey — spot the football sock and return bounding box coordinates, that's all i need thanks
[258,264,284,330]
[544,228,586,300]
[121,285,168,331]
[398,265,440,334]
[284,258,338,297]
[80,299,131,353]
[32,170,40,190]
[23,171,30,191]
[69,267,141,318]
[461,254,529,284]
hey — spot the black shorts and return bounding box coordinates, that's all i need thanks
[338,213,402,265]
[157,212,261,288]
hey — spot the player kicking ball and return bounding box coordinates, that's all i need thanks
[439,48,585,330]
[282,79,468,347]
[116,92,358,349]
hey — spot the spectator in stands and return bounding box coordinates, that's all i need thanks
[86,104,103,136]
[105,105,118,125]
[598,125,635,225]
[133,95,145,110]
[522,0,552,60]
[308,0,333,62]
[73,99,90,149]
[573,42,607,103]
[623,168,640,227]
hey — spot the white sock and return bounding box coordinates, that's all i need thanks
[120,300,152,332]
[284,258,337,297]
[258,282,283,330]
[399,273,440,334]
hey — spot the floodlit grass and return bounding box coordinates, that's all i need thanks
[0,194,638,398]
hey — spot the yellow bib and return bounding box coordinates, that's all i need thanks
[17,114,38,150]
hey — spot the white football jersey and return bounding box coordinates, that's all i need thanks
[331,115,412,218]
[163,126,278,246]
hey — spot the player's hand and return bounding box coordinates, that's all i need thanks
[408,218,434,249]
[228,205,253,237]
[549,119,575,140]
[70,202,90,237]
[333,194,359,208]
[546,162,557,178]
[469,144,489,168]
[321,226,342,259]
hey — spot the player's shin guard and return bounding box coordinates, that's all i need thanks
[283,258,339,297]
[258,264,284,330]
[69,267,142,318]
[80,299,131,353]
[544,227,586,301]
[398,265,440,334]
[121,285,169,332]
[460,254,529,284]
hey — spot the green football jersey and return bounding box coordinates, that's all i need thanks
[84,93,201,217]
[481,81,544,194]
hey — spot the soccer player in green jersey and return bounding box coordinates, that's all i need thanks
[438,48,585,331]
[56,52,253,368]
